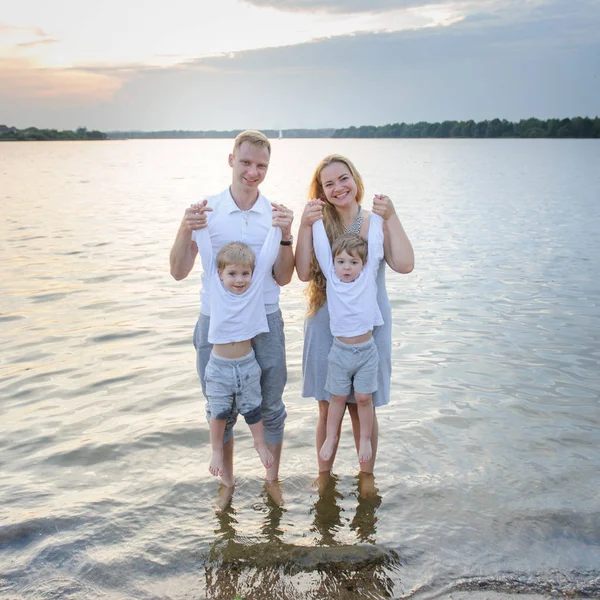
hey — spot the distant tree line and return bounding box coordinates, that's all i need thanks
[0,126,107,141]
[106,128,336,139]
[3,118,599,141]
[332,117,600,139]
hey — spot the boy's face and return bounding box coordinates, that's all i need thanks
[219,263,253,294]
[334,250,364,283]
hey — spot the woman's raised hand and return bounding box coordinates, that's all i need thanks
[301,199,325,227]
[371,194,397,221]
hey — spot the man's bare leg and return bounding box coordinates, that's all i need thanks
[215,482,235,511]
[218,437,235,489]
[264,442,283,506]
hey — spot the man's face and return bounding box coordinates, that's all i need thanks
[219,263,253,294]
[334,250,364,283]
[229,142,270,192]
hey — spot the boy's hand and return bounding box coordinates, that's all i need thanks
[271,202,294,238]
[184,199,212,232]
[301,199,325,227]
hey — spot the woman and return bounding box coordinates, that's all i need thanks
[295,154,414,477]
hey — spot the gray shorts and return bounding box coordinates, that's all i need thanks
[325,337,379,396]
[205,350,262,426]
[194,309,287,445]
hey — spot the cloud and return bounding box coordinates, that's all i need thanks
[240,0,460,13]
[0,22,124,106]
[17,37,59,48]
[0,23,53,46]
[83,6,597,130]
[0,56,123,105]
[2,0,597,129]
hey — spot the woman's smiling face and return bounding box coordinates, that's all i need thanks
[320,162,358,209]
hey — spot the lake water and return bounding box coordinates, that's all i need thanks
[1,139,599,600]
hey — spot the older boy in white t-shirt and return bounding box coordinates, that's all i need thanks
[312,211,384,464]
[197,223,282,478]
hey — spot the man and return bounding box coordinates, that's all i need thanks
[170,130,294,504]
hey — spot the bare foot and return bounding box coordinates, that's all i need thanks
[358,436,372,463]
[255,442,274,469]
[209,449,224,477]
[221,472,235,488]
[264,479,284,506]
[215,482,235,511]
[357,471,378,498]
[319,435,338,462]
[312,471,332,495]
[312,470,340,498]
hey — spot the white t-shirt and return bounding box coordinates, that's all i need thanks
[313,213,385,338]
[197,225,282,344]
[191,188,280,316]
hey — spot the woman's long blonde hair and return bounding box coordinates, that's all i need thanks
[305,154,365,315]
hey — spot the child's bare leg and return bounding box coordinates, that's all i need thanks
[320,394,348,462]
[354,393,374,463]
[209,417,227,478]
[248,420,274,469]
[348,403,378,472]
[316,400,345,473]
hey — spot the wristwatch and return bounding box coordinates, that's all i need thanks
[280,235,294,247]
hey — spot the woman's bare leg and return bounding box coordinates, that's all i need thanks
[316,400,346,473]
[348,404,378,474]
[319,394,348,462]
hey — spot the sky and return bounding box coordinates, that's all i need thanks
[0,0,598,131]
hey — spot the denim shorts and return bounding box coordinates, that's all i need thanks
[205,350,262,425]
[325,337,379,396]
[194,309,287,445]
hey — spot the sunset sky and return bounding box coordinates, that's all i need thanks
[1,0,598,131]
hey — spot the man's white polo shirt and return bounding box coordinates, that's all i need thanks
[192,187,280,317]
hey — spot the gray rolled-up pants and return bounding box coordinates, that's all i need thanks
[194,309,287,445]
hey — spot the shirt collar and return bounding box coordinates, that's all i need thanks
[225,187,267,215]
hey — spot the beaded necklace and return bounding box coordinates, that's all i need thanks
[343,205,363,234]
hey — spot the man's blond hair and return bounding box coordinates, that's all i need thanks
[233,129,271,156]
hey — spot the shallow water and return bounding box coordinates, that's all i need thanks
[1,139,599,599]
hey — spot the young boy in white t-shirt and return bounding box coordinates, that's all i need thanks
[312,211,384,464]
[197,224,282,478]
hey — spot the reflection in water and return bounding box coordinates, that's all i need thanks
[204,476,401,599]
[351,473,383,544]
[310,472,345,546]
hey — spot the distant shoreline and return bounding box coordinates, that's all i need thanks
[105,117,600,139]
[0,127,106,142]
[2,117,599,141]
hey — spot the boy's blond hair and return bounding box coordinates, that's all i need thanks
[216,242,256,273]
[233,130,271,157]
[332,232,368,264]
